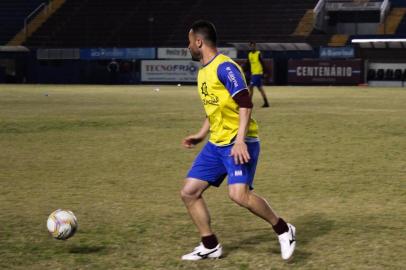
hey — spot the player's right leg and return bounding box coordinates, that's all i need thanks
[180,142,226,260]
[180,178,212,237]
[180,178,222,260]
[222,142,295,260]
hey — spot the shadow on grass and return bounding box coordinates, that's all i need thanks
[292,213,335,245]
[69,245,107,254]
[223,213,334,263]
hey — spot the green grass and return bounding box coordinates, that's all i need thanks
[0,84,405,270]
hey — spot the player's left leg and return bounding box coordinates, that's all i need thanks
[223,142,295,260]
[228,184,296,260]
[228,184,279,225]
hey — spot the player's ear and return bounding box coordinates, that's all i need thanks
[196,38,203,49]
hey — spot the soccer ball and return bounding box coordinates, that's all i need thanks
[47,209,78,240]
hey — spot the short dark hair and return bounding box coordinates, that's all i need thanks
[191,20,217,46]
[249,41,256,46]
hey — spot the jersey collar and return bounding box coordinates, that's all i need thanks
[202,53,221,68]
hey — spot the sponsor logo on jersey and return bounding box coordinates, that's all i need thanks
[225,66,239,88]
[200,82,219,106]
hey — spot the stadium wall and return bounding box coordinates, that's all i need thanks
[0,46,371,86]
[0,49,31,83]
[27,48,318,85]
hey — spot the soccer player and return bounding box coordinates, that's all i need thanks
[247,41,270,107]
[180,20,296,261]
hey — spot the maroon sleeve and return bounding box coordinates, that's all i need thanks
[233,89,253,108]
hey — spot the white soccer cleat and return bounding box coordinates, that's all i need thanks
[181,243,222,261]
[278,223,296,260]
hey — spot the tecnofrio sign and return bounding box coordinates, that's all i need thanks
[141,60,200,82]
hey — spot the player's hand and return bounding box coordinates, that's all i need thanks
[230,141,250,164]
[182,135,204,149]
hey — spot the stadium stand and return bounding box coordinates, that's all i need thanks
[392,0,406,35]
[0,0,45,45]
[368,67,406,82]
[390,0,406,7]
[23,0,322,48]
[397,15,406,34]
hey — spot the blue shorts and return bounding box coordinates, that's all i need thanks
[186,141,260,189]
[250,75,263,87]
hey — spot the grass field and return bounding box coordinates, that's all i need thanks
[0,84,405,270]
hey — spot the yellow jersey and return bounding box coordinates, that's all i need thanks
[248,50,263,75]
[197,53,259,146]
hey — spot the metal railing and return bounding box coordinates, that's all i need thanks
[314,0,326,13]
[24,2,47,37]
[380,0,391,24]
[313,0,326,31]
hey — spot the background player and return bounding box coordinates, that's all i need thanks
[247,41,270,107]
[180,20,296,261]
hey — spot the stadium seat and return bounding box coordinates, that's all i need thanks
[367,69,376,80]
[385,69,394,80]
[394,69,402,80]
[376,69,385,80]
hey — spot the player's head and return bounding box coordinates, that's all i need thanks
[188,20,217,61]
[249,41,256,51]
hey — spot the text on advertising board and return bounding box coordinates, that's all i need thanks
[288,59,363,85]
[141,60,199,82]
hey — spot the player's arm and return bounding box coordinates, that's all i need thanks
[232,106,252,164]
[182,117,210,148]
[217,62,253,164]
[244,57,251,73]
[258,52,268,76]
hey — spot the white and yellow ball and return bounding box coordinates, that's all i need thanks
[47,209,78,240]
